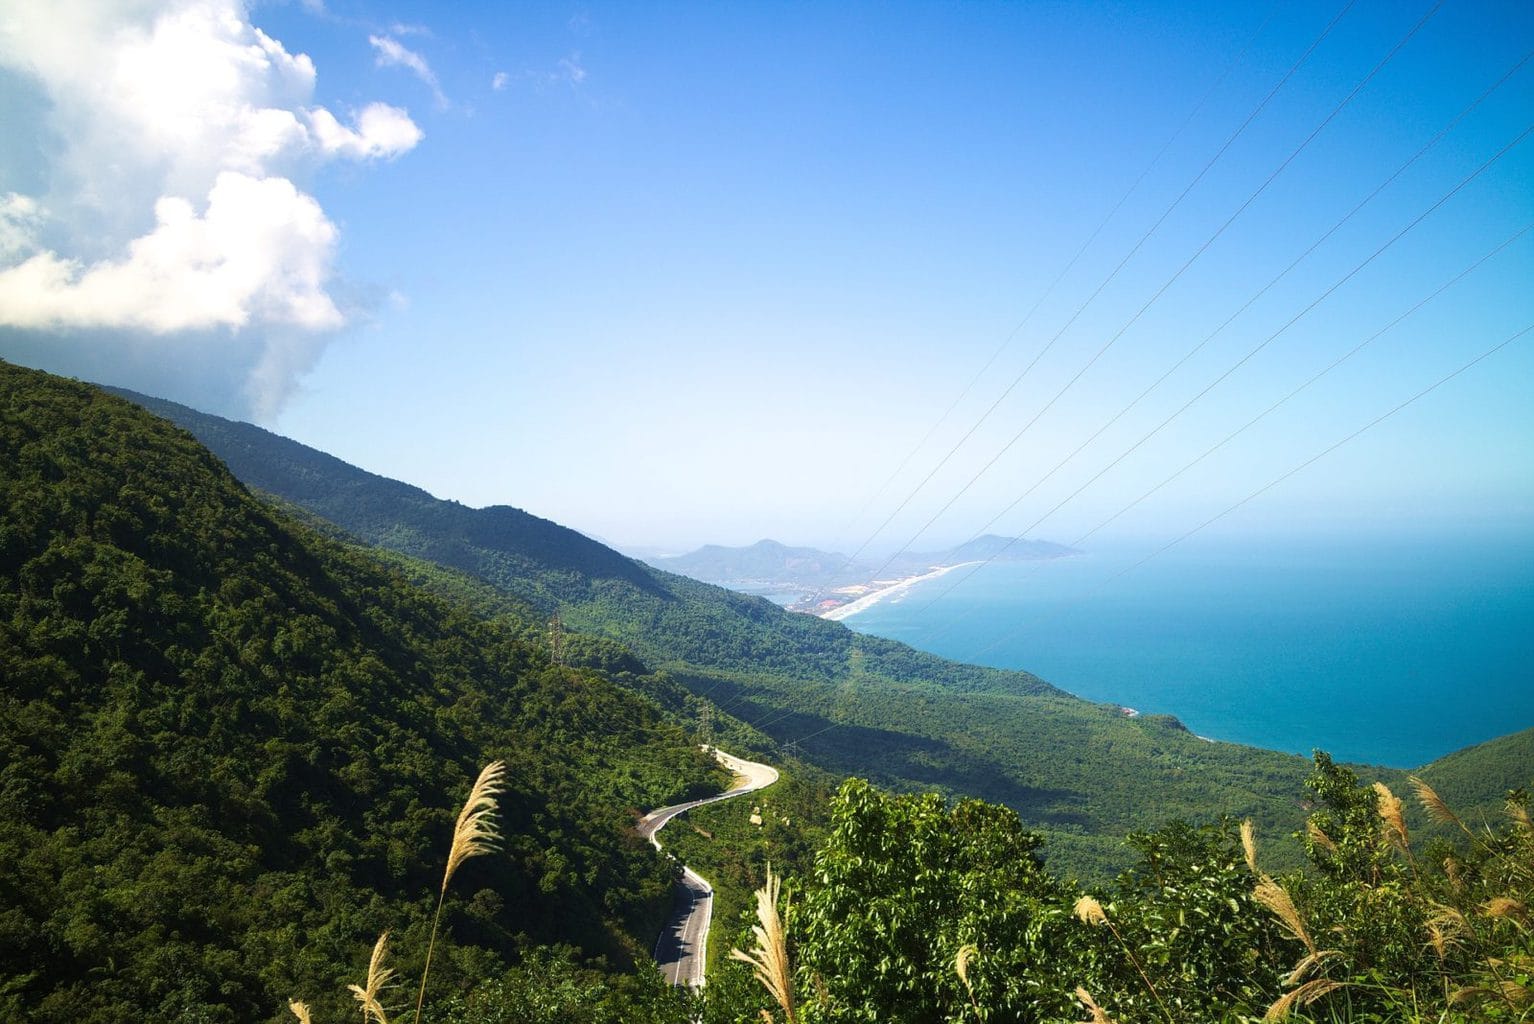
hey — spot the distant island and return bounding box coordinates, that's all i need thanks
[644,535,1079,618]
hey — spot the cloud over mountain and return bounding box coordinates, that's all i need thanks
[0,0,421,417]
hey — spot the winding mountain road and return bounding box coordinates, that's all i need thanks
[638,746,779,987]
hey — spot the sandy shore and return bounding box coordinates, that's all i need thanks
[820,562,979,621]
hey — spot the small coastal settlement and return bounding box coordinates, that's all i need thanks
[804,563,979,621]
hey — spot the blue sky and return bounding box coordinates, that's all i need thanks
[2,0,1531,555]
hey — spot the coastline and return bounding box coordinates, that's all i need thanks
[820,562,980,621]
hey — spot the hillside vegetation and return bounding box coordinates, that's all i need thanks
[702,756,1534,1024]
[114,388,1338,879]
[5,364,1529,1024]
[0,363,721,1022]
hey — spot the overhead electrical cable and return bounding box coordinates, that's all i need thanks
[821,4,1281,551]
[790,319,1533,750]
[963,320,1534,665]
[1065,225,1534,553]
[805,0,1361,595]
[911,217,1534,647]
[851,0,1442,591]
[783,110,1533,750]
[904,59,1534,615]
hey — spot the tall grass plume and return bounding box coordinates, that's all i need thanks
[413,761,506,1024]
[730,863,796,1023]
[348,931,394,1024]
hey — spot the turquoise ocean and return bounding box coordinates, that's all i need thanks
[841,534,1534,768]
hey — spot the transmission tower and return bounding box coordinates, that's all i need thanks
[547,612,564,667]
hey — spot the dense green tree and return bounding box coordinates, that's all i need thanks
[0,363,721,1023]
[791,780,1078,1023]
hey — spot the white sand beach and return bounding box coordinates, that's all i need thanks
[820,562,980,621]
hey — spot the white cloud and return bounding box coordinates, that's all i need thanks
[307,102,423,160]
[491,71,509,91]
[369,34,446,106]
[0,0,422,417]
[0,172,341,334]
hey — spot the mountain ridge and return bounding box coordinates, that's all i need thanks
[2,363,723,1022]
[646,535,1078,594]
[101,382,1532,879]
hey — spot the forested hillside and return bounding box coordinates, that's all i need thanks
[1414,726,1534,822]
[117,388,1534,880]
[0,364,720,1022]
[111,388,1336,878]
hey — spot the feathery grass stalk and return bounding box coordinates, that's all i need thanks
[1263,978,1343,1021]
[1306,820,1337,856]
[1073,895,1172,1023]
[1409,776,1472,837]
[1075,986,1117,1024]
[730,864,795,1024]
[955,943,980,1015]
[1509,799,1532,833]
[1372,783,1410,850]
[1254,875,1315,955]
[349,931,395,1024]
[412,761,506,1024]
[1241,818,1260,875]
[1483,896,1529,926]
[289,1000,314,1024]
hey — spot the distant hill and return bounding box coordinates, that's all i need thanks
[106,385,1531,879]
[108,386,661,608]
[937,533,1078,565]
[648,534,1079,591]
[1414,726,1534,825]
[4,364,718,1021]
[647,538,863,587]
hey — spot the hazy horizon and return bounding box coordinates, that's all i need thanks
[3,0,1531,560]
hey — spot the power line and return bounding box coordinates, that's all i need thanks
[853,0,1446,587]
[915,218,1533,648]
[965,320,1534,664]
[707,10,1521,756]
[1068,226,1534,550]
[904,64,1534,617]
[769,213,1531,748]
[788,315,1534,752]
[806,0,1362,597]
[820,3,1281,555]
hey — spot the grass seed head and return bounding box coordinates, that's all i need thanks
[955,943,978,993]
[349,931,395,1024]
[1074,895,1108,927]
[443,761,506,893]
[1255,875,1315,954]
[1373,781,1409,851]
[1074,986,1116,1024]
[1306,820,1337,855]
[1241,819,1259,875]
[729,864,795,1023]
[1264,978,1343,1021]
[1409,775,1460,827]
[1483,897,1528,925]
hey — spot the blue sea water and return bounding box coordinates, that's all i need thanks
[842,534,1534,768]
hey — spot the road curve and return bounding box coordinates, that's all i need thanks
[638,746,779,987]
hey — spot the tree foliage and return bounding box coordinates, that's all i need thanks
[0,363,719,1023]
[710,758,1533,1024]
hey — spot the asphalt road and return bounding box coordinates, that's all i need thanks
[637,746,779,988]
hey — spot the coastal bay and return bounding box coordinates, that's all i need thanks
[841,534,1534,768]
